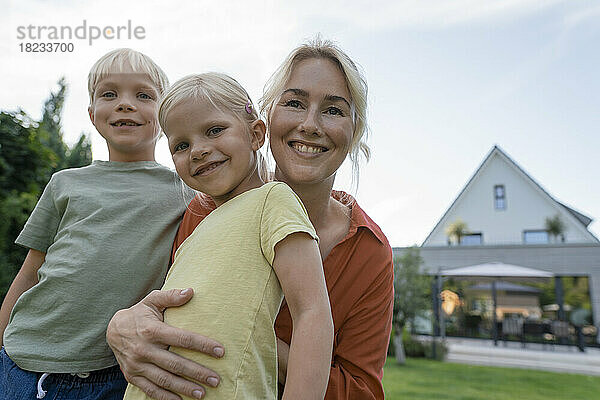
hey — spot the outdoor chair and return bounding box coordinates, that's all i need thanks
[550,320,571,350]
[523,321,550,349]
[502,317,525,348]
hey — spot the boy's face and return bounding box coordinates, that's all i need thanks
[88,70,160,162]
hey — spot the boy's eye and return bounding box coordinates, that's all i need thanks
[100,91,116,98]
[324,106,344,116]
[138,92,153,100]
[173,142,189,152]
[207,127,224,136]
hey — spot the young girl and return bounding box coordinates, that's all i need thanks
[122,73,333,400]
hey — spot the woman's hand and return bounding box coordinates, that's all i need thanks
[107,288,225,400]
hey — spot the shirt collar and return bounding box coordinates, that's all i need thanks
[332,190,388,245]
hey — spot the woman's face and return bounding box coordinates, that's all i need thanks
[269,57,354,188]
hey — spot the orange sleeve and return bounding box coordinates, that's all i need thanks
[170,196,214,264]
[324,246,394,400]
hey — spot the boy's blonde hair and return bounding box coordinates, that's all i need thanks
[159,72,269,181]
[87,48,169,105]
[260,37,370,185]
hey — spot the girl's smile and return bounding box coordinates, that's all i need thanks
[165,98,265,206]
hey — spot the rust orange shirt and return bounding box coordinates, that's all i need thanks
[171,191,394,400]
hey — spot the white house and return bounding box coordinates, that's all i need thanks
[394,145,600,342]
[423,145,597,246]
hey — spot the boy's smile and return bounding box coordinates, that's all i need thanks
[88,69,160,162]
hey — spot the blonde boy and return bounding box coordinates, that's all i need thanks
[0,49,193,400]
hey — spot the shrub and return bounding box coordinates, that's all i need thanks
[424,339,448,361]
[403,336,426,358]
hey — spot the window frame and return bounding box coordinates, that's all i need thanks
[460,232,483,246]
[523,230,549,244]
[494,184,506,210]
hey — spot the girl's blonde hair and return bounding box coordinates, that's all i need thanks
[87,48,169,105]
[259,36,370,185]
[159,72,269,181]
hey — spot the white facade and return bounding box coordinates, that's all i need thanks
[423,146,598,247]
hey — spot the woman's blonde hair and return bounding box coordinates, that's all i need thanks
[260,36,370,185]
[159,72,269,181]
[87,48,169,105]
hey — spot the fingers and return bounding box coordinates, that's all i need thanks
[128,374,185,400]
[149,348,221,390]
[151,323,225,359]
[142,289,195,313]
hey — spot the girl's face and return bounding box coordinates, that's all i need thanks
[165,98,265,206]
[269,57,354,188]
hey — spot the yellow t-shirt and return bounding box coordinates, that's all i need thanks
[124,182,318,400]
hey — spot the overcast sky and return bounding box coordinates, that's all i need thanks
[2,0,599,247]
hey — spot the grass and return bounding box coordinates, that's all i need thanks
[382,357,600,400]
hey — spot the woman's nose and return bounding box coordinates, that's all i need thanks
[299,108,321,136]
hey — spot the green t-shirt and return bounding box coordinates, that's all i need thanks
[5,160,194,372]
[123,182,318,400]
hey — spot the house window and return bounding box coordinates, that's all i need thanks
[494,185,506,210]
[461,233,482,245]
[523,230,549,244]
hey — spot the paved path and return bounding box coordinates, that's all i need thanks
[442,337,600,376]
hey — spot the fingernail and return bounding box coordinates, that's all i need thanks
[180,288,191,296]
[207,377,219,387]
[214,347,224,357]
[192,389,204,399]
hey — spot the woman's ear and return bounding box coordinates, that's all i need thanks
[250,119,266,151]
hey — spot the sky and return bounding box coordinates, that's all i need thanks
[1,0,599,247]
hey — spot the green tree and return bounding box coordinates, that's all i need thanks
[0,79,92,300]
[545,214,565,243]
[38,77,69,170]
[393,247,430,363]
[445,219,468,245]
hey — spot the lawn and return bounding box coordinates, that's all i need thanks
[382,357,600,400]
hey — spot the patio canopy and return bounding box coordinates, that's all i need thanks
[436,262,553,282]
[429,262,555,346]
[468,281,542,294]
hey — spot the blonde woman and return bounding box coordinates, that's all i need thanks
[108,38,394,400]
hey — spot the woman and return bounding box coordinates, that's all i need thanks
[107,38,394,400]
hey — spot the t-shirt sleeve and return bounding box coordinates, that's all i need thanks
[260,183,318,265]
[15,175,62,252]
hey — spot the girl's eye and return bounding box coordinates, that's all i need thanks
[100,92,116,98]
[207,127,224,136]
[284,99,302,108]
[138,93,153,100]
[324,106,344,116]
[174,142,189,152]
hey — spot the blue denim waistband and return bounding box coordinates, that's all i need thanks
[44,364,124,384]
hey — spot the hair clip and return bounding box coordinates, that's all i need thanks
[245,100,253,114]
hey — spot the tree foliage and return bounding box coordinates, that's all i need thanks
[0,79,92,299]
[393,247,430,332]
[445,219,468,245]
[545,214,565,242]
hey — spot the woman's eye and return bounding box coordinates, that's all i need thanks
[138,93,153,100]
[207,127,224,136]
[284,99,302,108]
[325,107,344,116]
[174,142,189,152]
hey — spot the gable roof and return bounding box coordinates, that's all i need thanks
[422,145,598,245]
[559,201,593,227]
